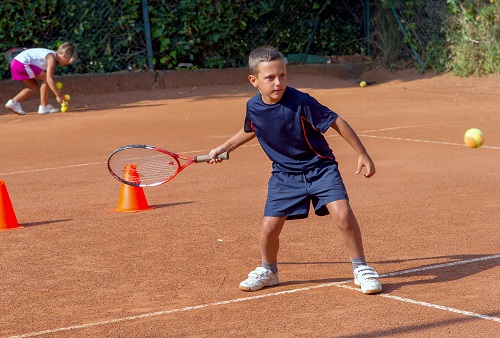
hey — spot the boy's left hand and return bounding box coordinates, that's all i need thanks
[356,153,375,178]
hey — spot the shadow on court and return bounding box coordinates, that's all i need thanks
[19,218,71,228]
[379,254,499,293]
[339,311,500,338]
[279,254,499,293]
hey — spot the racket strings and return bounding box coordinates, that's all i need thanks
[109,149,180,186]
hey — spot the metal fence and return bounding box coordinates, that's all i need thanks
[0,0,456,79]
[1,1,496,82]
[0,1,374,80]
[388,1,449,71]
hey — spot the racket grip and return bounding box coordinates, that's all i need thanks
[195,152,229,163]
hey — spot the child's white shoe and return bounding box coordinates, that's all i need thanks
[353,265,382,294]
[38,104,59,114]
[5,100,25,115]
[239,267,279,291]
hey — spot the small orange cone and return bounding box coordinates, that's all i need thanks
[0,180,23,230]
[114,164,154,212]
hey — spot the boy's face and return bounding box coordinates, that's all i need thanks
[248,59,287,104]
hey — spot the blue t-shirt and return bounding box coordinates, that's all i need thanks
[244,86,338,173]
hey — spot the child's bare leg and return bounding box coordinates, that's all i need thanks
[39,81,49,106]
[326,199,381,294]
[13,79,39,102]
[326,200,364,258]
[260,216,286,264]
[239,216,285,291]
[35,72,49,106]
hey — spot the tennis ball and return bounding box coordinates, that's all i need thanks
[64,94,71,101]
[61,105,68,113]
[360,81,367,87]
[56,82,63,90]
[464,128,484,148]
[61,101,68,107]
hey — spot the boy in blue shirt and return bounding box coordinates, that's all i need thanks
[209,46,381,294]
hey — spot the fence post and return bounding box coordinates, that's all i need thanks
[389,0,424,69]
[142,0,154,71]
[302,1,328,64]
[364,0,370,57]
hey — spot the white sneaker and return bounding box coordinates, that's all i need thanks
[38,104,59,114]
[239,267,279,291]
[5,100,25,115]
[353,265,382,294]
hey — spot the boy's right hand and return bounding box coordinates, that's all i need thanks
[208,146,227,164]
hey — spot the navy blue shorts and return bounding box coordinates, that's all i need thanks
[264,162,348,220]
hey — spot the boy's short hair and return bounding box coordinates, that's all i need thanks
[248,46,285,76]
[57,42,78,64]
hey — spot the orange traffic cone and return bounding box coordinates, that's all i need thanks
[0,180,23,230]
[114,164,154,212]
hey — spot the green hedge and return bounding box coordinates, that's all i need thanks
[447,0,500,76]
[1,0,498,80]
[0,0,365,80]
[374,0,499,76]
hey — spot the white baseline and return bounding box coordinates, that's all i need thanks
[10,254,500,337]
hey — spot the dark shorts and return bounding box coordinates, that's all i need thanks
[264,162,348,220]
[10,59,43,80]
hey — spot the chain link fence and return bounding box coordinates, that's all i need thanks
[384,0,449,72]
[1,1,374,81]
[3,0,468,80]
[1,0,148,78]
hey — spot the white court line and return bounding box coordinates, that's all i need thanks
[0,162,104,176]
[358,134,500,149]
[337,284,500,323]
[2,127,498,176]
[10,254,500,337]
[0,145,259,176]
[360,124,434,133]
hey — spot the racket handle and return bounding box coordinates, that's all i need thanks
[195,152,229,163]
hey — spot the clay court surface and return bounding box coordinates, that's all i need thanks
[0,68,499,337]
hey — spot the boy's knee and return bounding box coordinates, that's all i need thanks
[261,223,278,237]
[333,213,352,229]
[261,218,283,237]
[329,206,357,229]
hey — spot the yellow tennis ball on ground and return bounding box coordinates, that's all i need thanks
[56,82,63,90]
[60,105,68,113]
[64,94,71,101]
[360,81,367,87]
[464,128,484,148]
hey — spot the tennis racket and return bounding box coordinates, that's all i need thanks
[4,47,28,63]
[107,144,229,187]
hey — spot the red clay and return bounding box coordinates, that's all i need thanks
[0,68,498,337]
